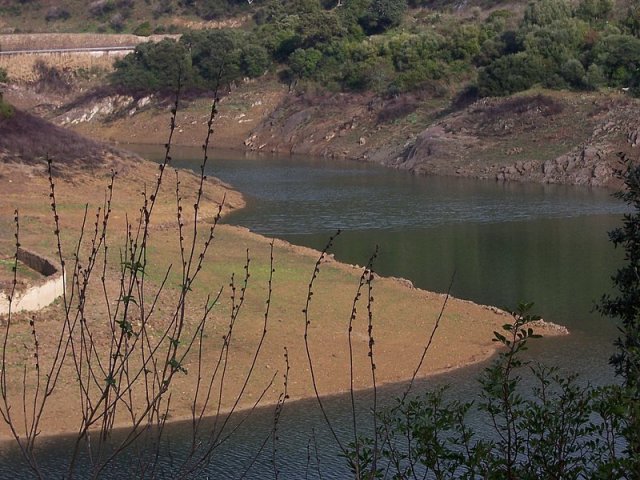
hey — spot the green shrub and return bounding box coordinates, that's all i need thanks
[478,52,545,96]
[133,21,153,36]
[522,0,572,29]
[561,57,587,88]
[183,29,243,88]
[358,0,407,35]
[0,67,8,83]
[111,39,193,90]
[347,304,633,478]
[288,47,322,79]
[584,63,606,89]
[593,34,640,88]
[575,0,613,26]
[0,100,14,119]
[598,158,640,475]
[240,44,271,77]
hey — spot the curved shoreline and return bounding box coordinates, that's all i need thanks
[0,152,568,446]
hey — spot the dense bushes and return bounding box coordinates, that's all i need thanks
[111,39,193,90]
[109,0,640,97]
[112,31,271,91]
[477,0,640,96]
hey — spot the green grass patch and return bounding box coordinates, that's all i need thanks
[0,100,14,120]
[0,258,42,284]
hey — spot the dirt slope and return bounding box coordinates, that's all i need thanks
[7,74,639,188]
[246,88,639,188]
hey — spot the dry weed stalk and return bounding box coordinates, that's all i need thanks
[0,83,282,478]
[303,239,453,480]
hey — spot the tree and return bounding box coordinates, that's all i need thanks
[358,0,407,35]
[182,29,243,89]
[477,52,545,96]
[522,0,572,29]
[592,34,640,88]
[111,39,193,91]
[240,44,271,77]
[288,47,323,79]
[296,9,346,47]
[598,158,640,477]
[575,0,613,26]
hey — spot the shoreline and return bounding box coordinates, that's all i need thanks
[0,146,568,445]
[3,80,627,190]
[0,345,498,447]
[119,137,621,192]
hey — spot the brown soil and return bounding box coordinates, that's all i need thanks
[245,88,639,188]
[64,78,289,150]
[0,105,138,168]
[32,77,640,189]
[0,113,566,441]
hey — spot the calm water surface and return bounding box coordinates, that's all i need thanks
[1,146,628,478]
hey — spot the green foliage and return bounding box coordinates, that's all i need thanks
[598,158,640,475]
[584,62,606,89]
[105,0,640,96]
[621,3,640,37]
[133,21,153,36]
[296,10,346,48]
[183,29,243,88]
[522,0,572,29]
[358,0,407,35]
[348,304,633,478]
[0,99,14,120]
[522,18,587,65]
[478,52,544,96]
[240,44,271,78]
[0,67,8,84]
[111,39,193,90]
[592,34,640,88]
[112,28,273,92]
[288,47,323,79]
[575,0,613,26]
[561,57,587,88]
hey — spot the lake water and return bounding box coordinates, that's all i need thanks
[0,146,629,478]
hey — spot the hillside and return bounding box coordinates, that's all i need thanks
[2,0,640,189]
[0,101,137,169]
[0,0,252,34]
[26,76,633,188]
[246,87,638,187]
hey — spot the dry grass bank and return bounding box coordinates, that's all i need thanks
[0,151,565,441]
[0,33,176,51]
[0,51,116,84]
[0,103,568,441]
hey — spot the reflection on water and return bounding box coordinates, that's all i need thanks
[0,145,629,477]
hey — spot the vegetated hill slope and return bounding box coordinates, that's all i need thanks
[0,0,252,34]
